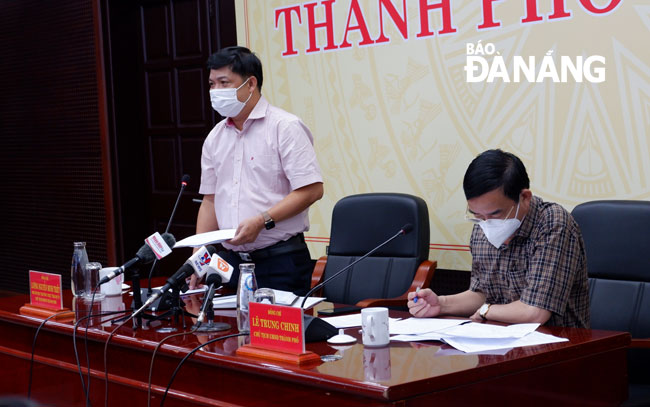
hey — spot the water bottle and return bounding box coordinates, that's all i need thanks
[71,242,89,297]
[236,263,258,333]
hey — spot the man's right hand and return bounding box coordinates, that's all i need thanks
[188,265,204,290]
[407,288,441,318]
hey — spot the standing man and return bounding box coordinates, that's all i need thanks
[192,46,323,295]
[409,149,589,328]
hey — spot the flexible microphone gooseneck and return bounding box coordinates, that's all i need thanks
[147,174,190,293]
[133,246,218,317]
[196,273,222,324]
[300,223,414,309]
[98,232,176,286]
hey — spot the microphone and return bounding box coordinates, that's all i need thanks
[300,223,413,309]
[98,233,176,285]
[147,174,190,292]
[197,273,222,324]
[204,252,234,284]
[134,246,217,316]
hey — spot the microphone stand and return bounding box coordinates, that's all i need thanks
[133,175,189,327]
[146,175,189,295]
[300,226,410,309]
[146,285,194,331]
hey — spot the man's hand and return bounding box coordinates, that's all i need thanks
[228,214,265,246]
[469,308,484,322]
[188,274,204,290]
[407,288,442,318]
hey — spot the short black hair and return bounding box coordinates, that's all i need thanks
[207,46,263,91]
[463,149,530,202]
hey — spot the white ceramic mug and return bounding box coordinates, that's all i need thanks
[361,307,390,347]
[99,267,123,296]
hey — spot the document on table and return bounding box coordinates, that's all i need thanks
[320,313,402,329]
[173,229,237,248]
[134,285,209,296]
[438,322,540,339]
[441,331,568,353]
[211,294,326,309]
[389,318,470,335]
[389,319,568,353]
[271,289,298,306]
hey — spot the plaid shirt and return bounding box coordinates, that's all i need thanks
[469,196,590,328]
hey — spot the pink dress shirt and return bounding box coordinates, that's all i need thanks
[199,96,322,252]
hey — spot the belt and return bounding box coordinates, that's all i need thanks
[235,233,306,262]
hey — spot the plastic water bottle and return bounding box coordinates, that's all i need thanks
[236,263,258,333]
[71,242,89,297]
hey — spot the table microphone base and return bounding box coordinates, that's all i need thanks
[193,321,231,333]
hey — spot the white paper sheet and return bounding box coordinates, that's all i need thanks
[437,322,540,339]
[441,331,568,353]
[271,289,298,306]
[389,318,470,335]
[212,294,237,309]
[320,313,402,329]
[211,294,326,310]
[390,332,444,342]
[173,229,237,248]
[434,347,513,356]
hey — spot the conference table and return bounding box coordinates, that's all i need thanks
[0,283,630,406]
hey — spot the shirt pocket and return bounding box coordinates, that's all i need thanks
[506,260,529,301]
[248,154,281,190]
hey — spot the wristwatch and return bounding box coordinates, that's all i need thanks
[479,303,491,320]
[262,211,275,230]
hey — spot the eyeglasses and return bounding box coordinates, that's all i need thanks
[465,204,515,224]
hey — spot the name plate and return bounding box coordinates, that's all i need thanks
[29,270,63,310]
[249,302,305,354]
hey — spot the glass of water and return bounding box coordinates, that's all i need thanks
[253,288,275,305]
[84,262,105,301]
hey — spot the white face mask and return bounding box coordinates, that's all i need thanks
[477,203,522,248]
[209,77,252,117]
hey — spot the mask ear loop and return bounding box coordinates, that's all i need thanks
[237,77,253,106]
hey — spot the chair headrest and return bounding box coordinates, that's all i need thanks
[328,193,430,261]
[572,200,650,282]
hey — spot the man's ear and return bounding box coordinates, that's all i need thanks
[520,189,533,213]
[248,76,258,92]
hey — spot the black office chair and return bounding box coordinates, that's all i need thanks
[310,193,436,308]
[572,200,650,406]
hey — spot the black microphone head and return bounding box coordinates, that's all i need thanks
[135,244,157,264]
[135,233,176,264]
[181,174,190,185]
[205,273,222,286]
[206,245,217,255]
[401,223,414,235]
[162,232,176,247]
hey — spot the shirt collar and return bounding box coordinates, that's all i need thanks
[225,95,268,128]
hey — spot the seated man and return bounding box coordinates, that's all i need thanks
[409,149,589,328]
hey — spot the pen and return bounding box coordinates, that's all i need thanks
[413,286,421,303]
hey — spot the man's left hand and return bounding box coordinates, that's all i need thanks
[228,214,265,245]
[469,308,484,322]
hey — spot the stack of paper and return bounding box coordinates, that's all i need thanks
[320,313,402,329]
[390,319,568,353]
[212,293,326,309]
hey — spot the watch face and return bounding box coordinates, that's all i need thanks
[480,304,489,316]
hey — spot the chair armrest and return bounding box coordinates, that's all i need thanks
[631,338,650,349]
[355,260,437,308]
[310,256,328,297]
